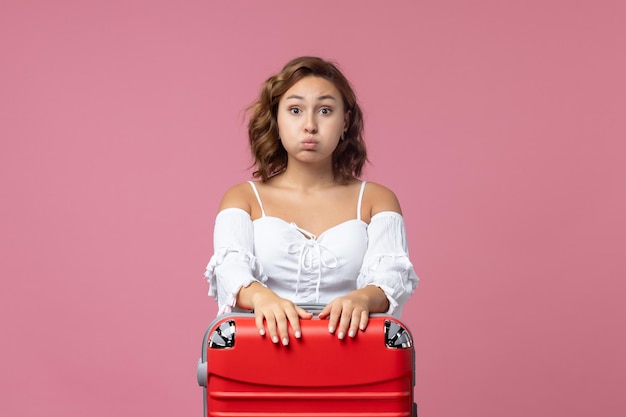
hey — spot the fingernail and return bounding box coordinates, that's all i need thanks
[272,336,279,343]
[328,325,335,333]
[359,325,366,331]
[259,328,265,336]
[349,330,355,338]
[295,330,301,338]
[282,337,289,346]
[338,331,344,339]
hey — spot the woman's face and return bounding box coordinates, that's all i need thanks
[277,76,349,167]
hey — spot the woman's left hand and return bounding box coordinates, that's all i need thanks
[319,286,389,339]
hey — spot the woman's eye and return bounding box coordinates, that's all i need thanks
[320,108,332,115]
[289,107,301,114]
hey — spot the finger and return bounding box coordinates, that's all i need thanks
[276,311,290,346]
[327,304,342,335]
[264,313,279,344]
[359,309,369,332]
[337,306,353,340]
[318,304,331,320]
[296,306,314,320]
[348,308,363,338]
[255,311,266,337]
[286,308,304,339]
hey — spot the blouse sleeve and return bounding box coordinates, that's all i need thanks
[357,211,419,317]
[204,208,268,315]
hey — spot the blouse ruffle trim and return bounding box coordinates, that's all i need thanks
[356,211,419,316]
[357,253,418,315]
[204,246,268,315]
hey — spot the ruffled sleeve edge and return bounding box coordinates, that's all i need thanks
[204,246,268,315]
[357,253,419,316]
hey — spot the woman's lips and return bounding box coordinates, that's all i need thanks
[301,139,318,150]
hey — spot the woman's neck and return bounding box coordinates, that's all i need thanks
[271,165,337,191]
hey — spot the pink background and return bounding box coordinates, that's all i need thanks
[2,1,625,416]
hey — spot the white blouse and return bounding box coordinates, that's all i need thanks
[204,181,418,317]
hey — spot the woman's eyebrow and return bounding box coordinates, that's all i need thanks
[284,94,338,101]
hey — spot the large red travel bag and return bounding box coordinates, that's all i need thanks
[197,306,417,417]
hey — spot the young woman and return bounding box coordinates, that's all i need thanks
[205,56,418,347]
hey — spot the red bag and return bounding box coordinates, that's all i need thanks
[197,306,417,417]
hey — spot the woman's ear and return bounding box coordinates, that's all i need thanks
[344,110,351,132]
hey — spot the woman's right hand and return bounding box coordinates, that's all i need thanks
[238,282,312,346]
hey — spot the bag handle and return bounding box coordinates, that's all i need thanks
[297,303,326,314]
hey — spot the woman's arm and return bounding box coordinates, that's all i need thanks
[319,182,406,339]
[365,181,402,219]
[217,183,312,346]
[218,182,253,212]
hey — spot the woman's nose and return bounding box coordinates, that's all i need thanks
[304,113,317,133]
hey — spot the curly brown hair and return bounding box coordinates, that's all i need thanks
[247,56,367,183]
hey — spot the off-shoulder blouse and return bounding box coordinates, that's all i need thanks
[205,181,418,317]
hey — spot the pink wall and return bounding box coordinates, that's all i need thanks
[2,1,624,416]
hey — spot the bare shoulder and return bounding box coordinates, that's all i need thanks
[364,181,402,217]
[218,182,255,213]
